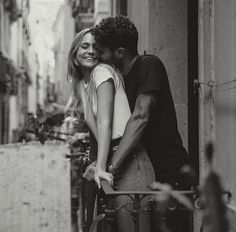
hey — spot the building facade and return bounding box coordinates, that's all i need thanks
[198,1,236,229]
[53,0,96,106]
[0,0,17,143]
[0,0,33,143]
[53,1,75,106]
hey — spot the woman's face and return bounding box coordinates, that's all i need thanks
[76,32,99,70]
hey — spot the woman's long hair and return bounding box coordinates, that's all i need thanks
[67,28,92,82]
[67,28,92,113]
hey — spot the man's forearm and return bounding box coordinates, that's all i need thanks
[111,92,158,174]
[111,113,148,172]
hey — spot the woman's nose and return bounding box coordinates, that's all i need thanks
[88,45,95,54]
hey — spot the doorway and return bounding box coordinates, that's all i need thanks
[188,0,199,180]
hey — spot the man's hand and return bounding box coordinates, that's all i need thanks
[83,161,96,181]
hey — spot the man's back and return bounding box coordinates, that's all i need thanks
[124,55,189,185]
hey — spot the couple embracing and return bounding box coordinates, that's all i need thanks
[67,16,191,232]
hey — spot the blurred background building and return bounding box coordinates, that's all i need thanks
[0,0,32,143]
[0,0,112,144]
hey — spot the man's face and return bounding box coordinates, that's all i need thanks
[97,46,121,67]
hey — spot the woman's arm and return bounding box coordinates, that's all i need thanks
[94,78,115,188]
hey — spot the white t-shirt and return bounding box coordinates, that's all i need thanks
[78,63,131,140]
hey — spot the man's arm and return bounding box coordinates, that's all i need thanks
[88,129,97,162]
[111,91,158,174]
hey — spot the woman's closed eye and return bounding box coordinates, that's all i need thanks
[80,43,89,49]
[80,43,99,51]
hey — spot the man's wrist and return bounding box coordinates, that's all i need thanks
[108,164,114,174]
[108,161,119,175]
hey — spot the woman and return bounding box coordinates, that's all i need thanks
[67,28,155,232]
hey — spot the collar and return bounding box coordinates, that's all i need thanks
[123,55,139,77]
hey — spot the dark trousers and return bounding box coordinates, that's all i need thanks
[83,180,97,232]
[150,173,193,232]
[151,208,192,232]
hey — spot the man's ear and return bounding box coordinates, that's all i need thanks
[114,47,126,58]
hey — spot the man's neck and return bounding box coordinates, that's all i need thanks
[121,54,139,77]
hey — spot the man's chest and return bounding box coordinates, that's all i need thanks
[124,75,139,112]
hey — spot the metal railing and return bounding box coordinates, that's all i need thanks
[91,180,199,232]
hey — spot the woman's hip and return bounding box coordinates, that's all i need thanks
[109,142,155,191]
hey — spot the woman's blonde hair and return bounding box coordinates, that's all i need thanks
[67,28,92,111]
[67,28,92,82]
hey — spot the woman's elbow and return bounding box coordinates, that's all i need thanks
[97,119,113,130]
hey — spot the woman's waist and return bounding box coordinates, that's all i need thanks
[110,137,121,150]
[107,137,121,161]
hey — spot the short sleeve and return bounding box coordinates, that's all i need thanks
[136,56,165,96]
[92,64,118,89]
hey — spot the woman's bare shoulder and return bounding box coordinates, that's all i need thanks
[92,63,114,73]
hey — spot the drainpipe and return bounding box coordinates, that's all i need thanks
[198,0,215,184]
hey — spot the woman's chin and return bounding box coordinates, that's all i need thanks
[82,61,98,70]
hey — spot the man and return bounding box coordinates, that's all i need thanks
[84,15,193,232]
[90,15,193,232]
[92,15,190,188]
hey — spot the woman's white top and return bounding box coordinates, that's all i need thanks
[78,63,131,140]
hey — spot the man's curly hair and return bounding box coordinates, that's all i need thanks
[93,15,138,55]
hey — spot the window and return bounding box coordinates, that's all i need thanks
[116,0,127,16]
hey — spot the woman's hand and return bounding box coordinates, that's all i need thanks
[83,161,96,181]
[94,169,114,189]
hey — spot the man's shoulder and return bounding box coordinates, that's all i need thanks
[127,54,167,83]
[135,54,165,71]
[138,54,163,64]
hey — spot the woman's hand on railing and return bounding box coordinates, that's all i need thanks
[83,161,96,181]
[94,169,114,189]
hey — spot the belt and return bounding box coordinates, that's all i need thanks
[108,137,121,161]
[110,137,121,148]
